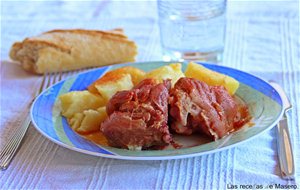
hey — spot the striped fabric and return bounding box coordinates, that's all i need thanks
[1,0,299,189]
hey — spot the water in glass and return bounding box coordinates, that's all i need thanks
[158,0,226,63]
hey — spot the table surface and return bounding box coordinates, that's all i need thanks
[1,1,299,189]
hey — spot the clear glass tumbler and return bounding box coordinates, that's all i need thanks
[157,0,226,63]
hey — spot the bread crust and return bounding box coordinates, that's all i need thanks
[45,29,129,40]
[9,29,137,74]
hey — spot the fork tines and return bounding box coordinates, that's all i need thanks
[0,71,65,170]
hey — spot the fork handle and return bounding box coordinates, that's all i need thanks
[0,114,31,170]
[276,116,295,179]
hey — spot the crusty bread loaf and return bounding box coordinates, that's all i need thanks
[9,29,138,74]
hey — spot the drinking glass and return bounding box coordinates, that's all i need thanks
[157,0,226,63]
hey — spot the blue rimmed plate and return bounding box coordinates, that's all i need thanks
[30,61,284,160]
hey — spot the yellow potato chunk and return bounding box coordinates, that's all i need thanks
[67,107,108,134]
[88,66,145,94]
[59,90,106,118]
[144,63,185,86]
[184,62,239,95]
[92,74,134,102]
[68,113,84,131]
[75,107,108,134]
[118,66,146,85]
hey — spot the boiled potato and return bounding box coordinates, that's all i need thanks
[144,63,185,86]
[75,107,108,134]
[90,74,134,101]
[69,113,84,131]
[88,66,145,94]
[118,66,146,85]
[59,90,106,118]
[185,62,239,95]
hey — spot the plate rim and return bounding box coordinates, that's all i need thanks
[30,61,285,160]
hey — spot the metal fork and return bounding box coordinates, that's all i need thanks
[0,72,63,170]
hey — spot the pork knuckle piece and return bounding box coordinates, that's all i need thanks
[169,77,239,140]
[101,79,172,150]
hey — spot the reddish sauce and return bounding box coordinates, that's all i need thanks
[144,140,182,150]
[232,95,253,131]
[81,131,109,146]
[171,140,182,149]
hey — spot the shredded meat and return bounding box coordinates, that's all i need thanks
[169,77,248,140]
[101,79,172,150]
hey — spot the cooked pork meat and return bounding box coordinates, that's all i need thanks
[101,79,172,150]
[169,77,248,140]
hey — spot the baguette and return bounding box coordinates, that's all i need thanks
[9,29,138,74]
